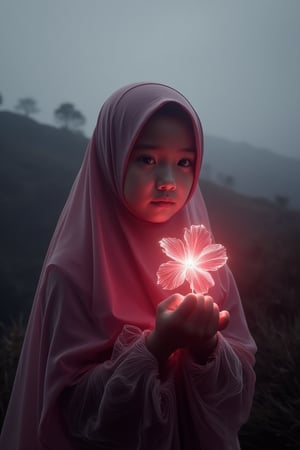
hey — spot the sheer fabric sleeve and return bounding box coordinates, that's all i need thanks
[63,327,181,450]
[176,268,256,450]
[42,268,180,450]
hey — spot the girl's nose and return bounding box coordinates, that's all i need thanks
[156,167,176,191]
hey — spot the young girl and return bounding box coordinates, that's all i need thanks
[0,82,256,449]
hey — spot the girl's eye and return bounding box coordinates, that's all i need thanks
[138,155,156,165]
[178,158,194,168]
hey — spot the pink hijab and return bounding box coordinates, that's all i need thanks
[0,82,252,449]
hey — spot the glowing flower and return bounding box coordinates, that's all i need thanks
[157,224,228,294]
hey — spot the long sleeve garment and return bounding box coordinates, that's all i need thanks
[64,331,255,450]
[50,268,256,450]
[0,266,256,450]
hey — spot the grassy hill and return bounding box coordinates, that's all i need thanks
[0,112,299,448]
[0,112,86,322]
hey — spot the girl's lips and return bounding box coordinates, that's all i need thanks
[151,199,176,206]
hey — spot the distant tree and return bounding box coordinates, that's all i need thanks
[0,93,3,106]
[54,103,74,129]
[15,97,39,117]
[54,103,86,131]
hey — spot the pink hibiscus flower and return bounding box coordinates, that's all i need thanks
[156,225,228,294]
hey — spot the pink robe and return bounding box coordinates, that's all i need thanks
[0,82,256,450]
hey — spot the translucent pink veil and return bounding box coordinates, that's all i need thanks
[0,83,255,449]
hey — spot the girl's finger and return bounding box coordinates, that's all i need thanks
[157,293,184,313]
[203,296,215,316]
[191,296,213,324]
[218,310,230,330]
[172,294,197,320]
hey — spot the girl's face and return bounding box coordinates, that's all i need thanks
[124,114,196,223]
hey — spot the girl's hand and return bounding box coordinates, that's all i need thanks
[146,293,195,362]
[185,294,230,363]
[146,293,230,363]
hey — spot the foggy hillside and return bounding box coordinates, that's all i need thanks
[203,135,300,209]
[1,111,299,208]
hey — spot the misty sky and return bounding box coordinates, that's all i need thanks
[1,0,299,159]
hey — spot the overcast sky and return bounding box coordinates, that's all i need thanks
[1,0,299,159]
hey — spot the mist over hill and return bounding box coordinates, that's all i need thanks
[1,111,299,208]
[203,135,300,209]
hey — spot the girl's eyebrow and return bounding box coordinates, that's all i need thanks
[133,143,196,153]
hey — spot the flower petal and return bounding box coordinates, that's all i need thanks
[184,225,212,258]
[157,261,186,290]
[186,268,215,294]
[198,244,228,271]
[159,237,186,262]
